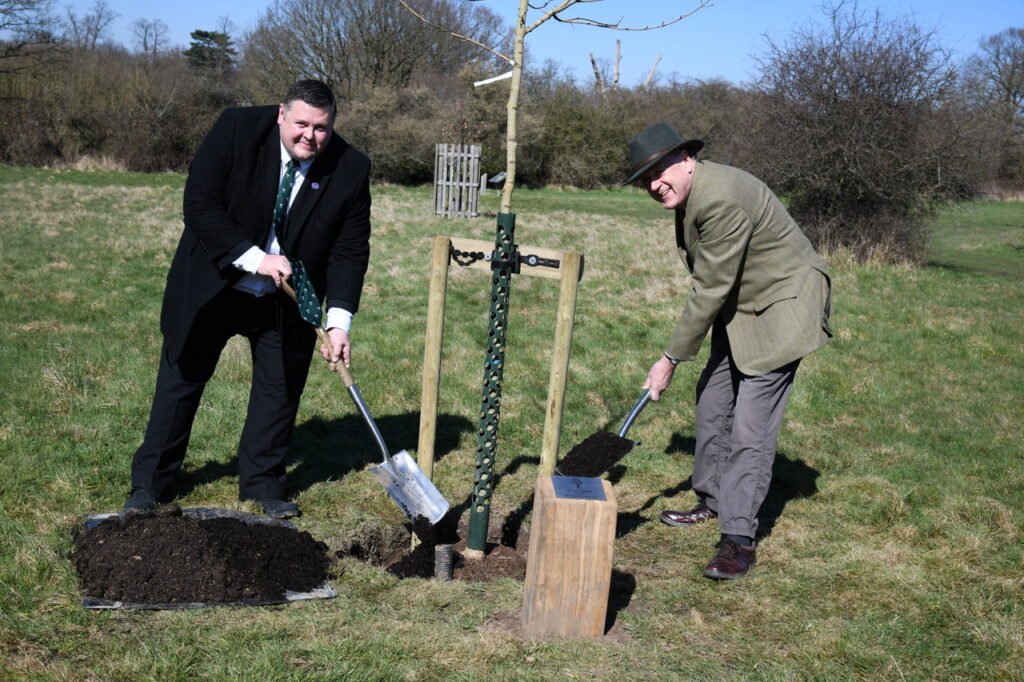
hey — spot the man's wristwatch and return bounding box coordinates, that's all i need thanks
[664,353,680,366]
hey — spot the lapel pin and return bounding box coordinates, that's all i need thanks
[311,182,320,190]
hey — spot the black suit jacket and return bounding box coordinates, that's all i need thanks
[160,105,372,361]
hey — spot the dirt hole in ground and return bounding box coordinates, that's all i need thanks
[71,505,331,605]
[336,512,529,582]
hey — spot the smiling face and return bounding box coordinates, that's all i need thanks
[641,150,694,210]
[278,100,333,162]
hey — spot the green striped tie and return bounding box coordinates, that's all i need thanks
[272,159,298,244]
[273,160,323,327]
[288,257,323,327]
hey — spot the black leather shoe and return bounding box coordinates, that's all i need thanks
[660,503,718,526]
[124,488,157,512]
[261,498,300,519]
[703,539,756,580]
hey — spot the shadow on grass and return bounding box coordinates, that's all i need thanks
[404,427,819,549]
[169,411,475,500]
[618,432,821,541]
[615,475,694,539]
[926,260,1011,280]
[758,452,820,540]
[665,432,697,457]
[926,253,1023,281]
[606,570,636,633]
[611,431,697,537]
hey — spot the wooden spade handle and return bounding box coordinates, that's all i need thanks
[281,278,392,464]
[281,279,354,388]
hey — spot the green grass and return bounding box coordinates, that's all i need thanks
[1,167,1022,680]
[927,200,1024,279]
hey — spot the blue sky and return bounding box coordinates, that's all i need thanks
[62,0,1022,86]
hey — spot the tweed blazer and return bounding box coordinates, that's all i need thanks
[160,105,372,362]
[666,160,832,376]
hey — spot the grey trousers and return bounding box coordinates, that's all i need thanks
[692,329,800,539]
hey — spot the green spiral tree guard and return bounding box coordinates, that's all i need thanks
[466,212,517,556]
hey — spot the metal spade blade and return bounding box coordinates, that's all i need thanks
[368,450,450,526]
[339,361,450,526]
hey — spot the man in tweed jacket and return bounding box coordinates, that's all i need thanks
[626,123,832,579]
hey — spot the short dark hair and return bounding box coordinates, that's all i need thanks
[282,79,336,119]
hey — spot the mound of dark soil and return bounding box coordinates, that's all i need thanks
[72,506,330,605]
[556,431,635,478]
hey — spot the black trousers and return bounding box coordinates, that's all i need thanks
[130,287,314,501]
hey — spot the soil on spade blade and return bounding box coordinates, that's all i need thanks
[556,431,635,478]
[71,505,331,605]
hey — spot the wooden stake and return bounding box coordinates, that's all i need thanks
[417,236,451,477]
[539,250,582,476]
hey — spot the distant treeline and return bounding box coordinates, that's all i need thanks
[1,0,1021,260]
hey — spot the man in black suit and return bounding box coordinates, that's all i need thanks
[125,79,372,518]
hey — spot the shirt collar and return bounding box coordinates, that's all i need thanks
[279,142,314,173]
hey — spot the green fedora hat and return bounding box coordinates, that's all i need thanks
[624,123,704,185]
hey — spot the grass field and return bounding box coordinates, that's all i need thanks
[1,165,1021,680]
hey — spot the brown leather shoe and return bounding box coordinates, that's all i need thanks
[660,503,718,526]
[703,539,756,580]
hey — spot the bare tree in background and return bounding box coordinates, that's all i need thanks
[965,27,1024,186]
[129,17,168,57]
[1,0,52,33]
[243,0,325,95]
[63,0,116,50]
[974,28,1024,122]
[243,0,506,101]
[589,39,621,93]
[0,0,61,73]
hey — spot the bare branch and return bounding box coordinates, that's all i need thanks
[64,0,118,49]
[613,38,620,88]
[589,50,603,92]
[642,54,662,89]
[397,0,512,64]
[546,0,713,32]
[525,0,583,35]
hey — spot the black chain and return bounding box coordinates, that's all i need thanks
[449,245,487,267]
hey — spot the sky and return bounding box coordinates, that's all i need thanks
[60,0,1023,86]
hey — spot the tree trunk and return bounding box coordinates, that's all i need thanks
[500,0,530,214]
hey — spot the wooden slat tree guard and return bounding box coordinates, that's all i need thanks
[433,144,481,218]
[417,235,584,489]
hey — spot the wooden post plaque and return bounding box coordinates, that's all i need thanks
[521,475,617,639]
